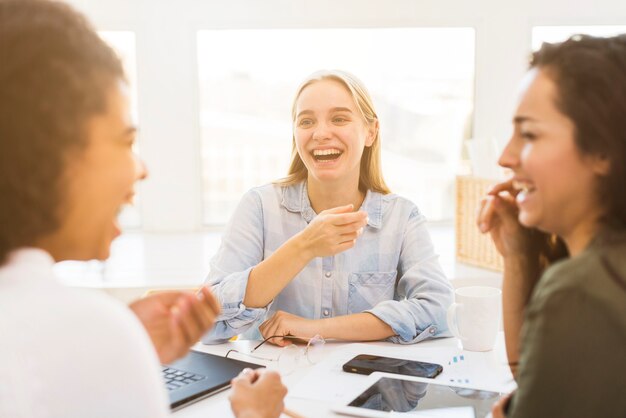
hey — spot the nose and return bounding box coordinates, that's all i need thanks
[312,120,332,142]
[498,135,522,170]
[134,153,148,181]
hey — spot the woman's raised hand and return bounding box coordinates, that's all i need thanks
[299,204,368,259]
[476,179,536,259]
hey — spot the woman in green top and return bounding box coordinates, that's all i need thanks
[479,35,626,417]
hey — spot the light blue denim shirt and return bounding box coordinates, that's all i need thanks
[202,182,453,344]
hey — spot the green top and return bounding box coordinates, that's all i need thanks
[509,228,626,418]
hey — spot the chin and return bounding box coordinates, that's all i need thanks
[93,247,112,261]
[518,211,539,229]
[93,235,116,261]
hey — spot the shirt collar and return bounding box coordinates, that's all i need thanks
[0,247,56,282]
[6,247,55,267]
[280,181,383,229]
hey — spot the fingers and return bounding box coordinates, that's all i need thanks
[336,221,366,235]
[233,368,259,384]
[477,195,498,233]
[259,313,294,347]
[490,394,512,418]
[259,318,281,345]
[321,204,354,215]
[198,286,221,316]
[256,369,285,389]
[338,231,360,243]
[171,287,221,345]
[477,192,519,234]
[329,210,368,226]
[487,178,516,197]
[138,291,184,308]
[188,294,218,333]
[174,297,198,346]
[229,369,287,418]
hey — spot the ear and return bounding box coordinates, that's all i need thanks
[590,153,611,176]
[365,119,378,148]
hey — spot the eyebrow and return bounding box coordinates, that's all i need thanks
[296,107,354,119]
[513,115,538,124]
[121,126,138,137]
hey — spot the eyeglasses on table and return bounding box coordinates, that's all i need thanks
[225,334,326,375]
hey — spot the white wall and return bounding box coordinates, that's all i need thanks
[67,0,626,232]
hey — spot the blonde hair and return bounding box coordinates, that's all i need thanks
[275,69,391,195]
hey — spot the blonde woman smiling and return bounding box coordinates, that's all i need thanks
[204,70,453,345]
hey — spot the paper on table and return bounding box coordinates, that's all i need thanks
[289,341,515,403]
[439,349,516,393]
[289,343,458,402]
[390,406,474,418]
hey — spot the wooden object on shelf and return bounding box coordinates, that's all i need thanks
[455,176,504,271]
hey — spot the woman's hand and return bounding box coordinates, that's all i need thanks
[229,369,287,418]
[129,287,220,364]
[259,311,321,346]
[477,179,537,259]
[491,392,513,418]
[298,204,368,259]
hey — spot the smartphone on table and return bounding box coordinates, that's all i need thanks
[342,354,443,379]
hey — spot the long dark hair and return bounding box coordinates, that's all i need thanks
[0,0,124,263]
[522,34,626,270]
[531,34,626,230]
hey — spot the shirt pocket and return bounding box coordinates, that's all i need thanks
[348,271,398,314]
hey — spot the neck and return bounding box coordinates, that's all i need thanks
[307,175,364,213]
[35,236,67,262]
[559,213,603,257]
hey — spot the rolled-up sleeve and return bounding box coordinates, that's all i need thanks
[201,190,270,344]
[366,207,454,344]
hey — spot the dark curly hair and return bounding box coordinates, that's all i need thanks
[531,34,626,229]
[0,0,124,263]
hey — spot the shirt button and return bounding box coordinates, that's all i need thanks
[323,309,330,317]
[429,327,436,334]
[324,271,332,278]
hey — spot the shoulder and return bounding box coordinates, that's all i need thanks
[0,285,168,416]
[232,184,277,217]
[530,238,626,321]
[36,287,157,357]
[241,183,288,207]
[539,234,626,295]
[379,192,424,222]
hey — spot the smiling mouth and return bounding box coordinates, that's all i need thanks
[512,180,536,194]
[312,149,343,162]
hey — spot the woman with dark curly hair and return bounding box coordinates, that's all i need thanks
[479,34,626,418]
[0,1,286,416]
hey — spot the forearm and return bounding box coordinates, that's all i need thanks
[243,233,312,308]
[320,312,395,341]
[502,256,541,377]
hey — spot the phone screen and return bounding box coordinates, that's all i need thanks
[343,354,443,378]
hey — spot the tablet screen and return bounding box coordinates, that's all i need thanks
[347,377,501,417]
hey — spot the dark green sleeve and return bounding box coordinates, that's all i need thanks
[508,288,626,418]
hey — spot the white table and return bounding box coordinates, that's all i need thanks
[173,334,515,418]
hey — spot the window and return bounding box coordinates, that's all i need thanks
[532,25,626,51]
[98,31,142,228]
[197,28,475,224]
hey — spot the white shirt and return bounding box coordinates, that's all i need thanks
[0,248,170,418]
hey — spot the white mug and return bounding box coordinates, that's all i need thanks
[447,286,502,352]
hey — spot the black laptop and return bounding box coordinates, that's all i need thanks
[162,350,263,411]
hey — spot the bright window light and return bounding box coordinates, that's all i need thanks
[197,28,475,224]
[98,31,142,229]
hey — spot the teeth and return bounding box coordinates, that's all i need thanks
[512,180,534,193]
[313,149,342,156]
